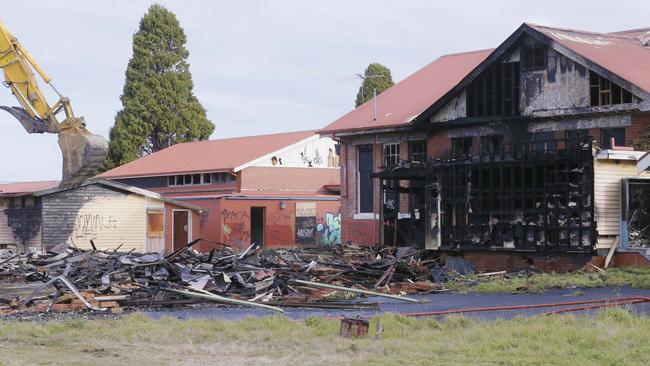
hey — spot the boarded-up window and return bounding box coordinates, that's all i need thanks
[147,209,164,238]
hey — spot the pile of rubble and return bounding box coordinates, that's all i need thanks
[0,239,445,315]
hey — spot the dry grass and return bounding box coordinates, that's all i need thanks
[446,266,650,293]
[1,308,650,365]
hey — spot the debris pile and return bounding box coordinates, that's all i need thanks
[0,240,444,315]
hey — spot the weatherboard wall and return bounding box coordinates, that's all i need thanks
[594,158,650,249]
[41,185,149,252]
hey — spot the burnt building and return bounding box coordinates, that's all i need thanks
[0,181,58,253]
[320,23,650,271]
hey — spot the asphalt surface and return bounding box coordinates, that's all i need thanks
[144,286,650,321]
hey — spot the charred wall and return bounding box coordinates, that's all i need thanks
[5,206,41,248]
[434,137,596,253]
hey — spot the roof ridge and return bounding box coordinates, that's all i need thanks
[609,27,650,35]
[438,48,496,58]
[170,129,317,147]
[526,22,634,40]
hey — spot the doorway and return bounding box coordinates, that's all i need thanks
[250,207,265,244]
[172,210,190,250]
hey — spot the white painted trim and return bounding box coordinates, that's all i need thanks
[596,150,645,161]
[171,209,191,252]
[353,213,378,220]
[638,152,650,175]
[233,135,320,172]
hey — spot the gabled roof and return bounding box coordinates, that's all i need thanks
[0,180,59,197]
[529,23,650,97]
[34,178,206,212]
[418,23,650,123]
[318,49,493,135]
[99,130,317,179]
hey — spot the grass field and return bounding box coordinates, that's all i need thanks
[1,308,650,365]
[447,266,650,293]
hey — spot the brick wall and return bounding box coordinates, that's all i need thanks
[164,202,202,253]
[341,143,357,220]
[240,166,339,192]
[461,252,593,272]
[611,252,650,267]
[427,132,451,158]
[627,113,649,147]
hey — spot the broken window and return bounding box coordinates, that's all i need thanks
[437,137,595,251]
[358,144,374,213]
[522,42,546,70]
[602,128,625,149]
[467,61,520,117]
[452,137,473,157]
[623,179,650,248]
[408,140,427,163]
[383,143,400,167]
[589,71,633,106]
[480,135,504,154]
[533,131,556,152]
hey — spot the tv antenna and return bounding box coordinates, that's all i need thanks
[341,72,386,120]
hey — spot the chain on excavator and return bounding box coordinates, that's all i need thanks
[0,20,108,188]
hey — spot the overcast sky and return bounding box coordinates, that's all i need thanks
[0,0,647,182]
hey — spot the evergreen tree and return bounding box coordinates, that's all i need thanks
[355,63,395,107]
[103,4,214,170]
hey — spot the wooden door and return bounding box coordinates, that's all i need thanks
[146,208,164,253]
[173,210,190,250]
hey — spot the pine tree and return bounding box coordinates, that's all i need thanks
[103,4,214,170]
[355,63,395,107]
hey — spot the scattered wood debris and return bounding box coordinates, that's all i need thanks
[0,239,446,314]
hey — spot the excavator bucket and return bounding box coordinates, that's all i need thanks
[58,131,108,188]
[1,106,108,187]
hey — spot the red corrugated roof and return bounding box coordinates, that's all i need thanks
[319,49,493,134]
[0,180,59,196]
[99,130,317,179]
[529,23,650,94]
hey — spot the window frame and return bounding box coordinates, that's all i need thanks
[521,42,546,71]
[589,71,633,106]
[383,143,401,167]
[408,140,427,163]
[479,135,504,155]
[601,128,626,149]
[451,137,473,157]
[167,172,236,186]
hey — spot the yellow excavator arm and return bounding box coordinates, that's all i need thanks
[0,19,107,187]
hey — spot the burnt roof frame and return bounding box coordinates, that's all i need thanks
[413,23,650,127]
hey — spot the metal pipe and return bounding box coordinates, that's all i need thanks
[20,275,106,311]
[319,297,650,321]
[162,287,284,313]
[291,279,426,303]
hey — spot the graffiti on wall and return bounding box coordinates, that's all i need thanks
[295,202,316,244]
[267,211,295,247]
[221,209,250,247]
[74,214,118,240]
[300,148,323,167]
[267,226,294,247]
[316,212,341,245]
